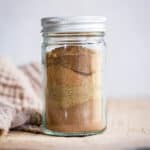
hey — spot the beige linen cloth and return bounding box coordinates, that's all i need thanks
[0,57,42,136]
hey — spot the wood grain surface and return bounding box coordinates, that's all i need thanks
[0,98,150,150]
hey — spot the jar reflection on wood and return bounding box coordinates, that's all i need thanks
[41,16,107,136]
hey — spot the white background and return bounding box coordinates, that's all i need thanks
[0,0,150,97]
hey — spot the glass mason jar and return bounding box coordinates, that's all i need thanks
[41,16,107,136]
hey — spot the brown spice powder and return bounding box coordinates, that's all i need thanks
[46,46,104,133]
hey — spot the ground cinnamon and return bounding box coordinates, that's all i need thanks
[46,46,104,133]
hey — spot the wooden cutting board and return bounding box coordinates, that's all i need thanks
[0,98,150,150]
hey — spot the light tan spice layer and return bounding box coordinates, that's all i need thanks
[46,64,102,108]
[46,46,104,133]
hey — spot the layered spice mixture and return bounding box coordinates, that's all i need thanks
[45,46,104,133]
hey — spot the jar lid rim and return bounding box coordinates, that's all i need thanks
[41,16,106,33]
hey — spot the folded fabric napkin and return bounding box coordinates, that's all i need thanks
[0,57,42,136]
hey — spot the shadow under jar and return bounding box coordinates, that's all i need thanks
[41,16,107,136]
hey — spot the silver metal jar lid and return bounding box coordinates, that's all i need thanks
[41,16,106,33]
